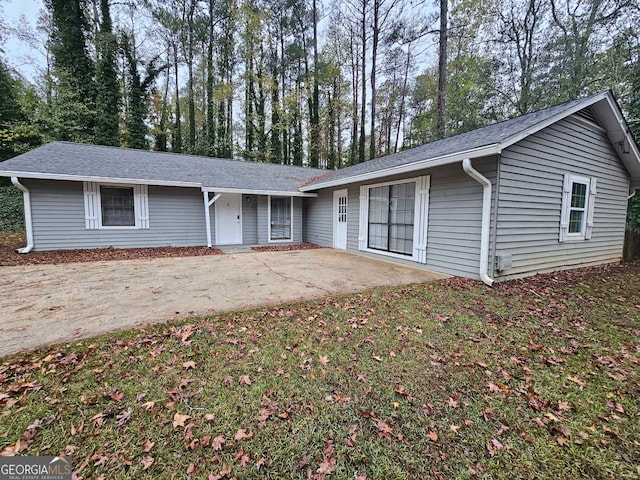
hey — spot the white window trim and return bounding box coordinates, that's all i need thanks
[84,181,149,230]
[268,195,293,243]
[559,173,596,242]
[358,175,429,263]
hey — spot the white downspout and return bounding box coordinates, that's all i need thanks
[11,177,34,253]
[462,159,494,286]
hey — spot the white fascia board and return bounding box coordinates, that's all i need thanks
[499,91,610,150]
[602,95,640,179]
[0,171,202,188]
[201,186,318,197]
[299,144,500,191]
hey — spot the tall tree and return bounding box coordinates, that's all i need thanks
[435,0,448,138]
[121,33,165,149]
[46,0,96,142]
[94,0,120,146]
[308,0,321,167]
[548,0,632,101]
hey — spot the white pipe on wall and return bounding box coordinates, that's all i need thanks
[10,177,34,253]
[461,159,494,286]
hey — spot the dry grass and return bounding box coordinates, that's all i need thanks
[1,264,639,479]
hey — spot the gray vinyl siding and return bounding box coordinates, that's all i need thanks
[303,190,333,247]
[308,157,498,279]
[257,195,303,244]
[426,158,497,278]
[242,194,258,244]
[495,115,630,280]
[26,179,207,251]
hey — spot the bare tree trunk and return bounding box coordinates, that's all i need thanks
[435,0,448,139]
[394,44,410,153]
[349,26,359,166]
[172,41,182,153]
[206,0,216,156]
[309,0,321,168]
[359,1,367,163]
[369,0,379,160]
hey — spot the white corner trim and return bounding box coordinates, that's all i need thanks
[299,145,500,191]
[462,159,494,286]
[10,177,34,253]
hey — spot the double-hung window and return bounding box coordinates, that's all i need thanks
[100,186,135,226]
[83,182,149,229]
[560,173,596,241]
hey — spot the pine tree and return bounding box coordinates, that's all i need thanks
[121,33,165,149]
[46,0,96,142]
[94,0,120,146]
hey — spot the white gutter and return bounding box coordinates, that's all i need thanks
[0,171,201,188]
[461,160,494,286]
[201,186,317,198]
[10,177,34,253]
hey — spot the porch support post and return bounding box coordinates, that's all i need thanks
[203,191,223,248]
[204,191,213,248]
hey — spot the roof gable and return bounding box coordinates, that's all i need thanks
[300,90,640,190]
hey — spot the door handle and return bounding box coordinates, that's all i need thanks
[237,215,240,220]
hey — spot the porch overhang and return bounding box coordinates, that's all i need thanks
[200,186,317,197]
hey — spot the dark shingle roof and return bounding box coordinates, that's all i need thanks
[0,142,324,193]
[2,91,637,190]
[302,92,607,189]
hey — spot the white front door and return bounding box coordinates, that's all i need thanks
[215,193,243,244]
[333,189,348,250]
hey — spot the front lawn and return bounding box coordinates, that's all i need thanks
[1,264,639,479]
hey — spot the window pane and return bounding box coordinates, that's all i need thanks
[367,182,415,255]
[571,182,587,208]
[368,223,388,250]
[270,197,291,240]
[569,210,584,233]
[101,186,135,226]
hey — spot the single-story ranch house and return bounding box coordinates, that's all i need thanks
[1,90,639,285]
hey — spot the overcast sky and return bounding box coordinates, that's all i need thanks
[3,0,44,80]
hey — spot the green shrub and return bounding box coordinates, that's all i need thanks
[0,185,24,231]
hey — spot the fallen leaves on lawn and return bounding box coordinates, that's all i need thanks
[173,412,191,428]
[233,429,253,441]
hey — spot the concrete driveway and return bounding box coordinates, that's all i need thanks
[0,249,446,357]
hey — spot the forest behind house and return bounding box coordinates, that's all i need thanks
[0,0,638,181]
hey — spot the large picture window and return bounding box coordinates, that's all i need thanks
[270,196,292,241]
[100,186,135,227]
[367,182,415,255]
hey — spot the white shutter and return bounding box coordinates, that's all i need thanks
[134,184,150,229]
[559,174,571,243]
[585,177,596,240]
[358,185,368,251]
[83,181,99,229]
[412,175,430,263]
